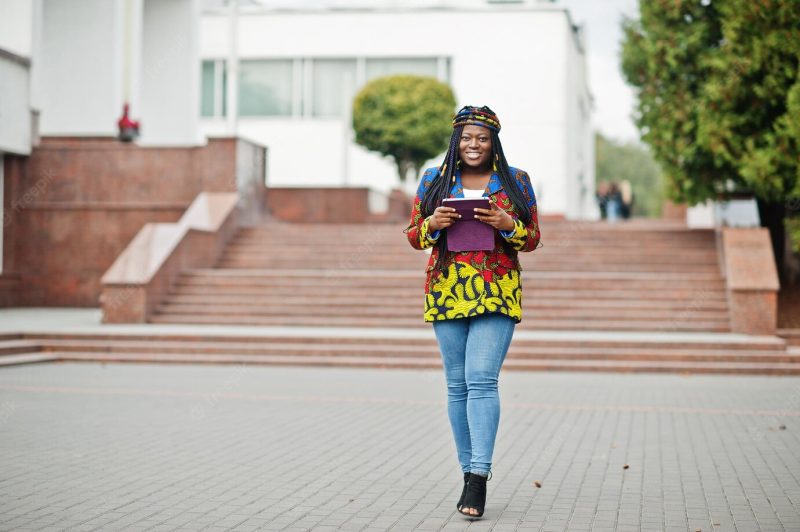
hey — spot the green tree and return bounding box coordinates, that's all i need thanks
[622,0,800,273]
[352,75,456,183]
[595,133,664,217]
[621,0,726,204]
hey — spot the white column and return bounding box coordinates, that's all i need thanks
[122,0,144,128]
[29,0,43,114]
[37,0,125,136]
[0,0,34,56]
[225,0,239,135]
[138,0,204,146]
[0,54,32,155]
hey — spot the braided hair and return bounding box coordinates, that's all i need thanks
[420,105,533,271]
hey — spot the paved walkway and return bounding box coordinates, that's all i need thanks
[1,362,799,531]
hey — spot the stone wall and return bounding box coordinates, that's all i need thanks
[1,136,265,307]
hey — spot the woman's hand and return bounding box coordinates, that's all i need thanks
[474,200,516,231]
[428,206,461,231]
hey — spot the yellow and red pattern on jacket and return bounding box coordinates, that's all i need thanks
[405,166,541,322]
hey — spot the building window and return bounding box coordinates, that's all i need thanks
[365,57,439,82]
[312,59,357,118]
[200,59,226,118]
[239,59,295,117]
[203,56,450,119]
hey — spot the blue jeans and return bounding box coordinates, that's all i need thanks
[432,313,516,477]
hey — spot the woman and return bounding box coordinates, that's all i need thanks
[405,105,541,518]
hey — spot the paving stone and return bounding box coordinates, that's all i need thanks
[0,363,799,531]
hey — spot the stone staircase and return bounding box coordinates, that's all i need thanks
[150,220,731,332]
[2,219,795,373]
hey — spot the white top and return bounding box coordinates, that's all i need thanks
[462,187,485,198]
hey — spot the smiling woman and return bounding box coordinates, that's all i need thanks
[404,105,541,519]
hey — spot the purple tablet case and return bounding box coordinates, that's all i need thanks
[442,198,495,252]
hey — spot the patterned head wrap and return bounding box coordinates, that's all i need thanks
[452,105,501,132]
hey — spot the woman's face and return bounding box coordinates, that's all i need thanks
[458,124,493,171]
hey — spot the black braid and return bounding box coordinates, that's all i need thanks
[491,130,532,225]
[420,126,461,269]
[421,126,462,218]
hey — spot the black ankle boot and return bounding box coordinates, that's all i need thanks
[459,472,488,518]
[456,472,471,511]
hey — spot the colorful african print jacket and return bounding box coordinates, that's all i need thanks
[405,166,541,322]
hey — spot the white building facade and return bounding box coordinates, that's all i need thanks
[0,0,204,147]
[199,0,596,219]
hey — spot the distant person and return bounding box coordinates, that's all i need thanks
[596,181,611,219]
[620,180,633,219]
[606,182,623,222]
[405,105,541,518]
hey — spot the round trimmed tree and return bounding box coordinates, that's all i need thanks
[352,75,456,184]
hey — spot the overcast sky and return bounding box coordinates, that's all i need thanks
[558,0,640,143]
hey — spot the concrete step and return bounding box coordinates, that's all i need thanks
[147,314,731,331]
[224,244,721,259]
[48,351,800,375]
[37,339,797,363]
[22,331,785,351]
[230,237,718,246]
[153,302,731,322]
[175,277,727,291]
[165,287,728,302]
[219,263,721,273]
[0,338,50,366]
[182,268,726,281]
[230,245,721,256]
[0,352,59,366]
[778,329,800,347]
[161,294,730,310]
[174,276,727,291]
[217,258,722,270]
[0,339,43,356]
[234,227,716,239]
